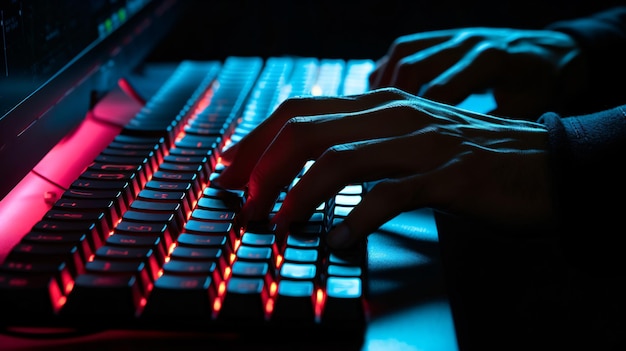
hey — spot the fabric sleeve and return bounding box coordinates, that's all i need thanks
[547,6,626,113]
[537,105,626,267]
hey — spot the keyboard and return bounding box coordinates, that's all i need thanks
[0,56,374,339]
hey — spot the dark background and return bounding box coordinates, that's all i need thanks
[148,0,625,62]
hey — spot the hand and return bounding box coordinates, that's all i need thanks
[369,28,586,119]
[213,88,553,249]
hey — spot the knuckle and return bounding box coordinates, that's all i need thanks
[317,143,355,168]
[282,116,315,139]
[454,28,487,43]
[474,42,502,59]
[275,96,310,115]
[389,101,419,115]
[370,86,411,101]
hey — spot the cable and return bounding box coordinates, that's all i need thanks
[118,77,147,106]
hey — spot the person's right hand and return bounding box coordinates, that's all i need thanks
[369,28,586,120]
[213,88,554,249]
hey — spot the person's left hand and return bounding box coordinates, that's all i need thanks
[368,28,586,120]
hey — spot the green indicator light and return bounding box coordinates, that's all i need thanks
[105,18,113,32]
[118,8,127,22]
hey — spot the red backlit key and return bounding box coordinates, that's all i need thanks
[94,245,161,282]
[270,280,315,324]
[115,220,175,253]
[101,147,158,176]
[176,233,227,247]
[31,220,101,245]
[162,260,217,277]
[145,180,197,206]
[142,274,215,319]
[22,230,94,265]
[80,170,141,198]
[89,162,148,191]
[320,277,365,325]
[105,234,167,269]
[137,189,192,215]
[174,135,218,151]
[163,154,208,165]
[169,246,223,262]
[159,162,207,184]
[63,188,128,219]
[191,208,235,222]
[0,260,74,296]
[85,259,153,295]
[151,171,201,197]
[217,277,267,323]
[95,154,153,179]
[183,220,233,237]
[44,209,111,240]
[70,178,133,209]
[196,197,240,211]
[53,198,119,233]
[110,136,166,163]
[130,200,185,232]
[61,273,143,318]
[202,186,245,206]
[7,242,85,277]
[122,210,181,241]
[0,272,66,319]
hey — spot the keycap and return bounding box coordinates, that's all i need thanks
[0,272,66,319]
[321,277,365,325]
[142,274,215,319]
[62,273,143,318]
[217,277,267,323]
[270,280,315,323]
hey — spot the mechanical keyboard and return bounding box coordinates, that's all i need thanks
[0,56,374,339]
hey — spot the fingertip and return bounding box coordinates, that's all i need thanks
[236,200,256,228]
[210,168,242,190]
[270,212,288,238]
[326,222,355,249]
[368,57,388,89]
[219,141,240,166]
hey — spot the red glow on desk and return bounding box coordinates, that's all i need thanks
[315,288,325,322]
[264,298,274,317]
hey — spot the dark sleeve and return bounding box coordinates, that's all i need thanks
[546,6,626,113]
[538,106,626,268]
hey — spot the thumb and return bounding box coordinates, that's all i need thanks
[326,178,423,249]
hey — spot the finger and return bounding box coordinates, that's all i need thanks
[271,127,463,237]
[326,156,467,249]
[421,42,505,106]
[368,55,389,89]
[390,40,472,95]
[327,179,414,249]
[214,89,412,189]
[242,102,438,225]
[373,31,452,89]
